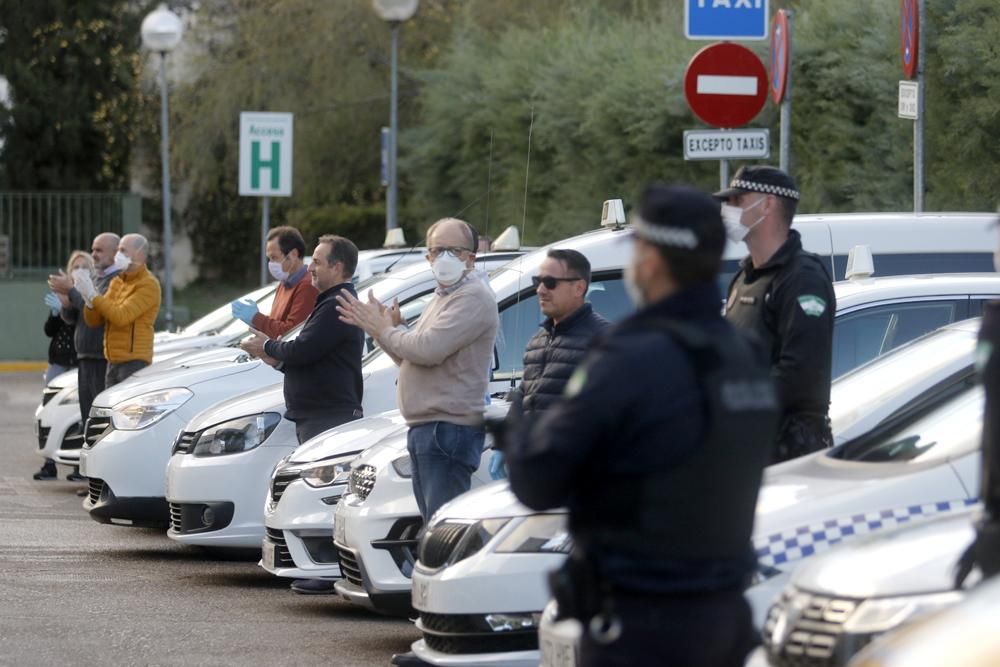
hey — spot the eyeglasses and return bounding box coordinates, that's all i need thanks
[532,275,582,290]
[426,246,472,259]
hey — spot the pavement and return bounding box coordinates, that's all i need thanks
[0,372,419,666]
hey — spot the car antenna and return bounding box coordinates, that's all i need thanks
[508,105,534,388]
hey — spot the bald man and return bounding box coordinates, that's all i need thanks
[80,233,162,386]
[338,218,498,522]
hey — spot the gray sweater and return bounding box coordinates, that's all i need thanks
[61,269,120,360]
[378,275,499,426]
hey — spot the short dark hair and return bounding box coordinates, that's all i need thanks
[267,226,306,259]
[317,234,359,277]
[776,196,798,227]
[547,248,591,287]
[638,183,725,288]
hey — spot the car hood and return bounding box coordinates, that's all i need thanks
[793,505,980,598]
[433,480,540,522]
[152,332,231,355]
[133,345,248,378]
[93,356,265,408]
[48,368,78,390]
[184,381,286,432]
[353,425,410,470]
[289,411,408,464]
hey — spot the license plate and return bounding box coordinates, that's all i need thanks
[334,513,346,546]
[261,538,276,571]
[413,575,429,608]
[540,629,578,667]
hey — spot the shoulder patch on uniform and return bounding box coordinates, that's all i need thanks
[564,367,587,398]
[797,295,827,317]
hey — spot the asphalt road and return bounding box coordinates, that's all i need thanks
[0,372,419,666]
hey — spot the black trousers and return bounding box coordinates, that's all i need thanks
[580,588,755,667]
[105,359,148,388]
[78,358,108,423]
[293,411,363,445]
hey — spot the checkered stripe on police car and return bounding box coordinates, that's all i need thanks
[754,498,978,568]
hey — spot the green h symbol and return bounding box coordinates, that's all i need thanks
[251,140,280,189]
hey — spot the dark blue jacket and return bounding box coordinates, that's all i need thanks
[507,282,757,593]
[520,303,609,416]
[264,283,363,421]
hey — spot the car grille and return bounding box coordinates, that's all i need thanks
[265,528,295,568]
[763,588,861,667]
[336,546,363,588]
[270,470,300,505]
[420,612,539,654]
[41,387,60,406]
[348,464,376,501]
[60,422,85,450]
[83,415,113,449]
[37,423,50,450]
[418,522,472,569]
[88,478,106,505]
[172,431,198,455]
[168,503,183,533]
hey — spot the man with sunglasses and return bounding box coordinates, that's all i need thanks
[337,217,498,524]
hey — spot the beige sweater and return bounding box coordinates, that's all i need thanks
[378,276,499,426]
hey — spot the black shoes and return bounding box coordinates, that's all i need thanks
[290,578,338,595]
[32,460,58,480]
[390,652,431,666]
[66,470,86,482]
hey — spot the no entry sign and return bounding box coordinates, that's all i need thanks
[684,42,768,128]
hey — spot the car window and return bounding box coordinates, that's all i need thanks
[217,291,278,339]
[829,326,976,436]
[495,275,631,378]
[831,384,982,464]
[832,300,963,378]
[832,252,994,281]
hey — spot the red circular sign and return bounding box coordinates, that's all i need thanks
[901,0,919,79]
[770,10,790,104]
[684,42,768,129]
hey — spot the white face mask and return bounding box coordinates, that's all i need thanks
[268,260,289,282]
[721,197,766,243]
[623,254,646,309]
[432,253,467,286]
[112,251,131,272]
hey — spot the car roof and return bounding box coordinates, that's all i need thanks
[834,273,1000,308]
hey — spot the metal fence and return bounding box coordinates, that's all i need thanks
[0,192,142,278]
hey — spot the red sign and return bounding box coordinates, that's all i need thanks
[901,0,919,79]
[769,10,790,104]
[684,42,768,129]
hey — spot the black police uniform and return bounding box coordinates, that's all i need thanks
[725,228,836,462]
[505,281,778,667]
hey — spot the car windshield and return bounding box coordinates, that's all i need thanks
[831,383,983,464]
[181,284,276,336]
[829,326,977,436]
[218,290,278,339]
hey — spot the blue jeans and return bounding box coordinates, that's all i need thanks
[406,422,485,521]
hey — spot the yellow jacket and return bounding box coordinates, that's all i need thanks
[84,265,161,364]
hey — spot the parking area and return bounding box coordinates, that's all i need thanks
[0,372,418,666]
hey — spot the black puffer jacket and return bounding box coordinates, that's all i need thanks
[520,302,610,415]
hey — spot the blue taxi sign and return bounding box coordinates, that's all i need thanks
[685,0,769,41]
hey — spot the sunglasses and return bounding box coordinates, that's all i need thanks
[532,275,582,290]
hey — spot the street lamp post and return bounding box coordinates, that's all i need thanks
[141,4,183,330]
[373,0,419,239]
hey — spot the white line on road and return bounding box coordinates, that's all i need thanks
[697,75,758,96]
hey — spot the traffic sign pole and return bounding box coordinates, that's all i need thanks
[914,0,925,213]
[720,158,729,192]
[779,11,793,173]
[260,196,270,287]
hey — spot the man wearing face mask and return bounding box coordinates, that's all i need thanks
[231,226,318,338]
[78,233,161,386]
[502,184,777,667]
[716,165,836,463]
[337,218,499,524]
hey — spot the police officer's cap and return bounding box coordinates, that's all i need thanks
[631,183,724,252]
[713,165,800,201]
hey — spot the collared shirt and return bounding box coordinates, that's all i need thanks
[435,270,476,297]
[283,264,309,288]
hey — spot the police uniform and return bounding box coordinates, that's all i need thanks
[503,184,778,667]
[719,167,836,463]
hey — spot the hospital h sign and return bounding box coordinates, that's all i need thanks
[239,112,293,197]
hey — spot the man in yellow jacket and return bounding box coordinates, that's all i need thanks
[78,233,161,386]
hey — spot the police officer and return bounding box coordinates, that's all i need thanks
[503,183,778,667]
[717,165,836,463]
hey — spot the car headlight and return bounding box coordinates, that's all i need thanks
[110,388,193,430]
[301,457,354,488]
[192,412,281,457]
[58,387,80,405]
[494,514,572,554]
[391,454,412,478]
[842,591,964,635]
